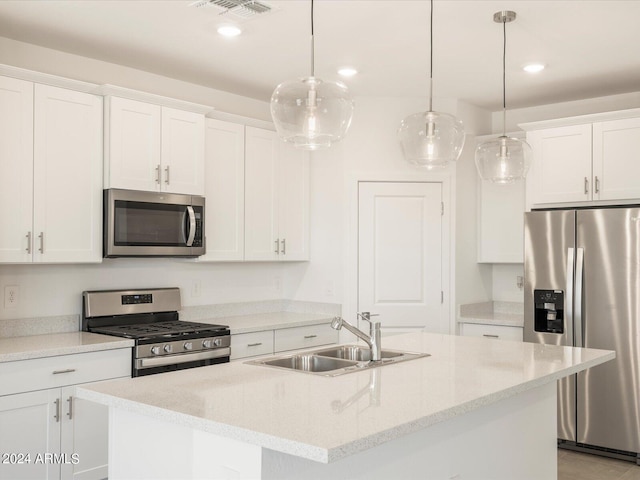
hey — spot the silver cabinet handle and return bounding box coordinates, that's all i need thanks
[304,335,317,339]
[155,165,161,184]
[26,232,31,254]
[483,334,499,338]
[281,238,286,255]
[54,398,60,423]
[38,232,44,253]
[274,239,280,254]
[584,177,589,194]
[66,396,73,420]
[186,206,196,247]
[53,368,76,375]
[247,342,263,347]
[595,176,600,194]
[164,165,170,185]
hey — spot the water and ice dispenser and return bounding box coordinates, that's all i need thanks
[534,289,564,334]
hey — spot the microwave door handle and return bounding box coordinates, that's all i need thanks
[186,206,196,247]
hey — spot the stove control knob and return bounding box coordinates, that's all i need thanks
[183,342,193,351]
[202,339,213,349]
[213,338,223,347]
[163,344,173,354]
[150,346,161,355]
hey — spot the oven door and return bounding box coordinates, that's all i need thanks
[133,348,231,377]
[104,189,205,257]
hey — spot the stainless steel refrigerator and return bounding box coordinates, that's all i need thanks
[524,207,640,462]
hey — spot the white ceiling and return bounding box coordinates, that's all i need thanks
[0,0,639,111]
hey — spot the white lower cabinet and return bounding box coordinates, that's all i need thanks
[459,323,523,342]
[0,348,131,480]
[230,323,337,361]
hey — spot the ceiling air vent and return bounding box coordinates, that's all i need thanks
[190,0,272,19]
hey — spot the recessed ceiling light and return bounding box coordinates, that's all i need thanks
[217,25,242,37]
[337,67,358,77]
[523,63,545,73]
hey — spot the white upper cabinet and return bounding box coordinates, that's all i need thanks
[523,110,640,208]
[105,96,204,195]
[0,78,102,264]
[593,117,640,201]
[244,126,309,261]
[526,124,592,206]
[0,76,34,263]
[200,118,245,262]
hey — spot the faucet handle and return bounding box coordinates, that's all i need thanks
[357,311,380,324]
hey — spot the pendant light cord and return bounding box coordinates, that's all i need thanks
[310,0,315,77]
[428,0,433,112]
[502,17,506,136]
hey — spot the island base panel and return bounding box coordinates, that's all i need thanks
[108,382,557,479]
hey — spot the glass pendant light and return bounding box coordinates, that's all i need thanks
[270,0,354,150]
[398,0,465,168]
[475,11,532,184]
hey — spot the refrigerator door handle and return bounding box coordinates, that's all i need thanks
[574,247,585,347]
[566,247,575,345]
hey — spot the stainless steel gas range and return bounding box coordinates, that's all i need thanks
[82,288,230,377]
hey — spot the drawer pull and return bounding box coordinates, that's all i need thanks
[483,334,499,339]
[247,343,263,347]
[52,368,76,375]
[304,335,318,339]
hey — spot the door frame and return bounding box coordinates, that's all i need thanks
[344,170,456,335]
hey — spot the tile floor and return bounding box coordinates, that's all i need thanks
[558,448,640,480]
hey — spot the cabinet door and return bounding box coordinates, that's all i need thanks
[526,125,592,205]
[60,386,108,480]
[200,119,245,261]
[593,117,640,201]
[477,178,524,263]
[244,126,279,261]
[161,107,205,195]
[278,143,310,261]
[0,76,34,263]
[33,84,103,263]
[105,96,161,192]
[0,389,61,480]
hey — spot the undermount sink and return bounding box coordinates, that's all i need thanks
[246,345,430,377]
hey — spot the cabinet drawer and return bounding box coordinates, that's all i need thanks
[0,348,131,397]
[274,323,338,353]
[460,323,523,342]
[230,331,274,360]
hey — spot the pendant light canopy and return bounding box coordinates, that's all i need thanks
[270,0,354,150]
[398,0,465,168]
[475,11,532,184]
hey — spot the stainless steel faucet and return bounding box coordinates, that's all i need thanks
[330,312,381,362]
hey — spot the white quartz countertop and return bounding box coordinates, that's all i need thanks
[458,301,524,327]
[76,332,613,464]
[197,311,333,334]
[0,332,134,363]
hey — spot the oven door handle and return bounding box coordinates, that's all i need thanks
[136,348,230,370]
[185,206,196,247]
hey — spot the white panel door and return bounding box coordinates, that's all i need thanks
[526,125,592,205]
[200,119,245,261]
[593,117,640,201]
[0,76,34,263]
[358,182,444,331]
[0,389,61,480]
[105,96,161,192]
[33,84,103,263]
[244,126,278,261]
[60,387,109,480]
[161,107,205,195]
[278,142,309,261]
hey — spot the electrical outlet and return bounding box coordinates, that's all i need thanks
[192,280,201,298]
[4,285,19,308]
[516,276,524,290]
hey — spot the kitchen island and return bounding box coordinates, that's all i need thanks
[76,332,614,480]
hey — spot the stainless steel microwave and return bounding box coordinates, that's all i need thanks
[104,189,205,258]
